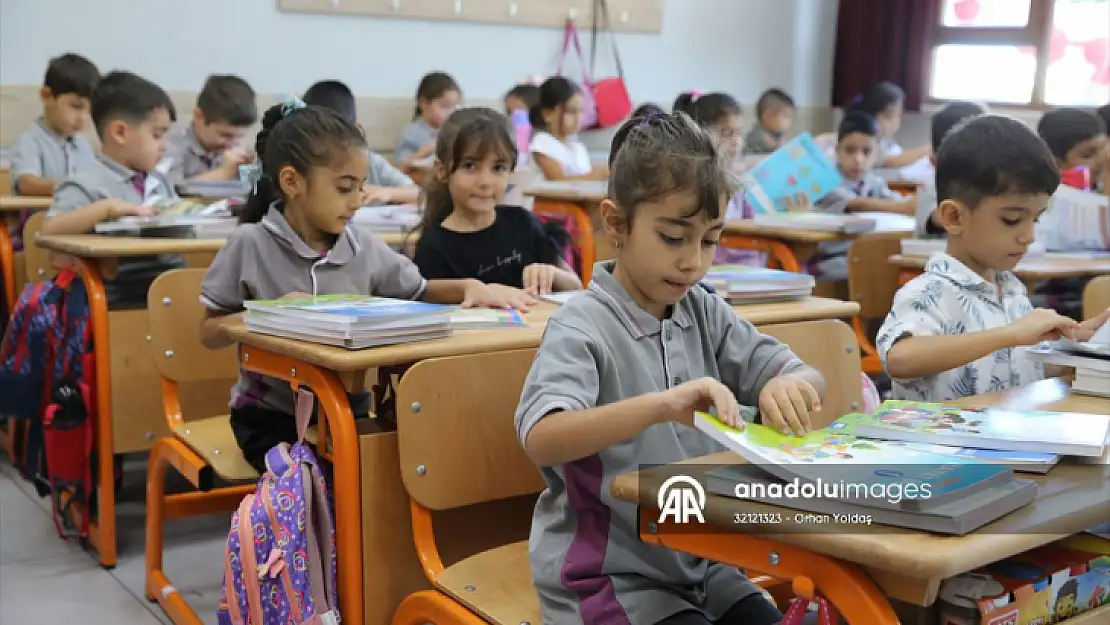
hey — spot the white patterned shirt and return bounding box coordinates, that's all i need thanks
[876,253,1043,402]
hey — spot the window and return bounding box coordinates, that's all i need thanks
[927,0,1109,107]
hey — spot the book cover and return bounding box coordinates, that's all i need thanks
[694,412,1013,511]
[740,133,844,215]
[540,291,585,305]
[245,294,451,325]
[854,400,1110,458]
[705,265,815,291]
[449,308,528,328]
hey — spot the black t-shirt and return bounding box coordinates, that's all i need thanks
[413,205,562,289]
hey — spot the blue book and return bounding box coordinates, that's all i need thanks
[245,294,451,327]
[741,132,844,214]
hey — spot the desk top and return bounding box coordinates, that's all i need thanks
[0,196,53,212]
[225,296,861,372]
[890,253,1110,279]
[523,181,607,203]
[36,234,226,257]
[610,379,1110,606]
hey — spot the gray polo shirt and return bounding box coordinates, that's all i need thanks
[9,117,97,193]
[367,150,413,188]
[395,118,437,164]
[200,204,428,416]
[515,261,803,625]
[810,171,902,281]
[48,154,184,305]
[162,123,221,185]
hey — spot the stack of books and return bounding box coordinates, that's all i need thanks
[696,401,1110,534]
[94,199,236,238]
[704,265,814,304]
[351,205,421,234]
[1033,323,1110,398]
[751,212,878,234]
[899,237,1049,258]
[244,294,453,349]
[175,180,250,199]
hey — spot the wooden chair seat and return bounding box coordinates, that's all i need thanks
[171,416,258,482]
[435,541,540,625]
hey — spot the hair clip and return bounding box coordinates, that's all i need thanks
[638,111,666,126]
[689,90,703,101]
[280,94,307,116]
[239,162,262,194]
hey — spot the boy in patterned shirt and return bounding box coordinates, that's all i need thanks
[877,115,1110,402]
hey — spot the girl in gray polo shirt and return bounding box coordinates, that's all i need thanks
[515,112,825,625]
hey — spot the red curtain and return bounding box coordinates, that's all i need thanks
[831,0,939,112]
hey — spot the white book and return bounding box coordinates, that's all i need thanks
[751,213,877,234]
[541,291,585,305]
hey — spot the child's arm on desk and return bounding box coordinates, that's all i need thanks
[885,309,1078,379]
[14,175,57,197]
[42,183,153,235]
[532,153,608,181]
[880,144,931,168]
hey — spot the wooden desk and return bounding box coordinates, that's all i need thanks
[222,295,859,625]
[725,219,915,274]
[611,379,1110,623]
[523,181,607,284]
[890,253,1110,287]
[34,234,233,570]
[0,196,53,310]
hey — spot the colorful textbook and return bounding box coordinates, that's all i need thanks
[704,265,814,304]
[853,400,1110,458]
[740,132,844,215]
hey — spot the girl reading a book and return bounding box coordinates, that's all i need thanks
[514,110,825,625]
[198,100,534,472]
[412,107,582,296]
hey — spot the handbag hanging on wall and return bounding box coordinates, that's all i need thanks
[556,18,599,130]
[587,0,633,129]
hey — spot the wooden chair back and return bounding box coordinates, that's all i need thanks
[147,268,239,385]
[848,233,908,319]
[396,348,545,512]
[0,168,11,195]
[761,319,864,427]
[1083,275,1110,321]
[22,212,56,283]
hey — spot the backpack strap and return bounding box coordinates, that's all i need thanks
[302,461,337,614]
[264,389,314,476]
[223,536,246,625]
[235,493,266,623]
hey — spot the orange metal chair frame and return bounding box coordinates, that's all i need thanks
[531,198,597,284]
[719,233,801,273]
[639,512,900,625]
[236,344,364,625]
[1,219,16,311]
[898,268,921,286]
[144,376,255,624]
[852,316,884,376]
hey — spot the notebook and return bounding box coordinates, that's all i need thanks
[740,133,844,215]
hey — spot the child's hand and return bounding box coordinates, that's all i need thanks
[460,282,536,311]
[218,148,253,176]
[104,199,154,220]
[1076,306,1110,342]
[360,185,395,206]
[1007,308,1079,346]
[522,263,558,296]
[782,192,811,213]
[662,377,742,428]
[758,374,821,436]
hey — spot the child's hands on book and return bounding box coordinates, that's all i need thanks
[1076,306,1110,342]
[461,282,537,312]
[522,263,558,296]
[759,374,820,436]
[782,192,812,213]
[663,378,742,429]
[104,199,155,220]
[1007,308,1079,346]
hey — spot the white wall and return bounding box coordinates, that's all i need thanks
[0,0,839,107]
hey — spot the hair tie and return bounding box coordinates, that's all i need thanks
[239,162,262,194]
[639,111,667,126]
[280,94,307,116]
[689,90,703,102]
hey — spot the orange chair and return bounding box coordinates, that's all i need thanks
[143,269,257,624]
[847,233,908,376]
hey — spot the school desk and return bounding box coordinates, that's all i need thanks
[0,195,53,311]
[610,378,1110,624]
[890,253,1110,288]
[523,180,607,283]
[220,297,861,625]
[724,217,915,274]
[34,233,232,569]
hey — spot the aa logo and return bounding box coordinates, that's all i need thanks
[657,475,706,524]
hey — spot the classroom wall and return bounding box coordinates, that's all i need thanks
[0,0,839,151]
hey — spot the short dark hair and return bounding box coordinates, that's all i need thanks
[196,75,257,126]
[529,76,581,130]
[936,114,1060,209]
[931,101,988,152]
[505,84,540,111]
[43,53,100,99]
[672,92,742,128]
[632,103,665,119]
[838,111,878,141]
[1036,108,1107,161]
[303,79,357,125]
[755,88,795,120]
[848,81,905,116]
[607,111,735,222]
[91,71,176,138]
[413,71,461,119]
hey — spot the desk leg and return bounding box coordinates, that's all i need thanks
[640,514,899,625]
[238,346,364,625]
[0,221,15,312]
[719,234,802,274]
[533,199,596,284]
[69,257,117,568]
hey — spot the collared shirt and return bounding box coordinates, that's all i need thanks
[366,150,413,188]
[810,170,901,281]
[48,154,182,305]
[528,131,592,177]
[162,123,223,185]
[515,260,802,625]
[876,253,1043,402]
[9,117,97,193]
[395,118,437,164]
[742,124,784,156]
[201,204,427,415]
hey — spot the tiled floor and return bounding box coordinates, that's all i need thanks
[0,459,229,624]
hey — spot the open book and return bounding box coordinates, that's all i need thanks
[740,133,844,215]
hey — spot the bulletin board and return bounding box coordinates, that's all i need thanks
[276,0,663,34]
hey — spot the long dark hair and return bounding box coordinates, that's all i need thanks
[413,71,461,120]
[415,108,518,234]
[240,104,366,224]
[672,92,742,128]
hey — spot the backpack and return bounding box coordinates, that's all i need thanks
[217,391,340,625]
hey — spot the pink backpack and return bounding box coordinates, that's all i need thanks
[217,391,339,624]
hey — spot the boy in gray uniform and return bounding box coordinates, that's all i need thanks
[161,74,257,186]
[516,113,824,625]
[43,71,182,307]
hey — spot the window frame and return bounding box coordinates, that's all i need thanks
[924,0,1060,109]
